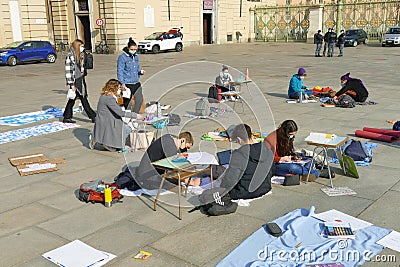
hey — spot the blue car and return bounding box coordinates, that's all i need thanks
[0,40,57,66]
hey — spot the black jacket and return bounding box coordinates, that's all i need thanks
[336,78,369,102]
[314,33,323,44]
[329,32,337,43]
[220,142,274,200]
[323,31,331,42]
[338,33,345,44]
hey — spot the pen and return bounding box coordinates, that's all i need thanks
[295,242,302,248]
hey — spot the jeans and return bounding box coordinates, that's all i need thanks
[323,42,328,56]
[289,89,314,100]
[315,43,322,56]
[328,43,335,56]
[275,162,319,177]
[339,44,344,56]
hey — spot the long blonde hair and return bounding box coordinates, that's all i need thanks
[71,39,84,63]
[101,79,122,96]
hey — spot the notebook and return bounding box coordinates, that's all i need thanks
[217,150,232,165]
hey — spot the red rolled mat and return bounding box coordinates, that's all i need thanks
[355,130,399,143]
[363,127,400,138]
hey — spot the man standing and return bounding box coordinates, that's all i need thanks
[337,29,345,57]
[327,28,337,57]
[322,28,331,57]
[314,30,323,57]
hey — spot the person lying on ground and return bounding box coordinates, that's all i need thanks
[288,67,314,100]
[264,120,319,181]
[386,119,400,131]
[335,72,369,103]
[91,79,143,152]
[219,124,274,200]
[135,132,194,189]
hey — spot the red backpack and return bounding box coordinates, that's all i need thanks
[78,179,123,204]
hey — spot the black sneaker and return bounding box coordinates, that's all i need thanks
[63,118,76,123]
[320,169,336,178]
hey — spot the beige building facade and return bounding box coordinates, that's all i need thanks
[0,0,275,52]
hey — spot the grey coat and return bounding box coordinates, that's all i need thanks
[93,94,137,149]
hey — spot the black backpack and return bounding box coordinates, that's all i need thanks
[167,113,181,126]
[114,168,140,191]
[197,187,237,216]
[343,140,372,162]
[85,53,94,69]
[208,85,219,101]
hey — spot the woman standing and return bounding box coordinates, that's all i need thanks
[63,39,96,123]
[91,79,143,152]
[264,120,319,181]
[117,38,145,112]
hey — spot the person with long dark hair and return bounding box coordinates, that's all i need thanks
[264,120,319,181]
[63,39,96,123]
[117,37,145,112]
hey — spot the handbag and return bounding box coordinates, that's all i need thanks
[67,88,76,99]
[130,130,154,150]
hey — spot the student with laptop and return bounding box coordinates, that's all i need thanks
[219,124,274,200]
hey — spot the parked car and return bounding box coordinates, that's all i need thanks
[382,26,400,47]
[137,31,183,54]
[0,41,57,66]
[344,29,368,47]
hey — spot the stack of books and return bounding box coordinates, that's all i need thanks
[324,221,356,239]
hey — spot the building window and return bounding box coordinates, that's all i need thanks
[247,0,261,2]
[77,0,89,12]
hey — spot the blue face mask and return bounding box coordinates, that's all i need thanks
[129,50,136,55]
[223,73,229,77]
[341,82,346,87]
[79,47,85,53]
[289,134,295,139]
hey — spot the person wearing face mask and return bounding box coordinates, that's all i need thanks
[134,132,194,190]
[264,120,319,181]
[90,79,144,152]
[334,72,369,103]
[288,68,314,100]
[117,37,145,112]
[218,124,274,200]
[63,39,96,123]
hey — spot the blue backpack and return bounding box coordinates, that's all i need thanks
[342,140,372,162]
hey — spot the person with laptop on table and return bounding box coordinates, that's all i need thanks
[219,124,274,200]
[135,132,194,190]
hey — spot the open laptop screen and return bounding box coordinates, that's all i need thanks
[216,149,232,165]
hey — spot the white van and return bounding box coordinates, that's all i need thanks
[382,26,400,47]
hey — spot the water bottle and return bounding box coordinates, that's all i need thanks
[104,184,112,208]
[299,91,303,103]
[157,102,161,117]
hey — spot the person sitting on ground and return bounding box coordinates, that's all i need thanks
[91,79,143,152]
[386,119,400,131]
[334,72,369,103]
[135,132,194,189]
[219,124,274,200]
[264,120,319,181]
[288,68,314,100]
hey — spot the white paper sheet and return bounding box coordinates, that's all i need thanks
[376,230,400,252]
[187,152,219,165]
[312,209,373,230]
[42,240,116,267]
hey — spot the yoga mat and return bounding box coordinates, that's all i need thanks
[355,130,399,143]
[0,121,79,145]
[0,107,80,126]
[362,127,400,138]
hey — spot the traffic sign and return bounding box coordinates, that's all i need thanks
[96,18,104,27]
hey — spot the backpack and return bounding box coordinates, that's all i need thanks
[208,85,221,102]
[114,168,140,191]
[197,187,238,216]
[337,94,356,108]
[78,179,123,204]
[167,113,181,126]
[342,139,372,162]
[195,97,211,116]
[85,53,94,69]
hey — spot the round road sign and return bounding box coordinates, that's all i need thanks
[96,18,104,27]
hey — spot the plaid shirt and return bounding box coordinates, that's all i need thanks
[65,50,86,86]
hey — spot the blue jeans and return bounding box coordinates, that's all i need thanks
[289,89,314,100]
[339,44,344,56]
[275,162,319,177]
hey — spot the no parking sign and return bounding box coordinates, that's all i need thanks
[96,18,104,27]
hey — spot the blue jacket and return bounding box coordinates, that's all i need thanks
[288,74,307,96]
[117,51,142,86]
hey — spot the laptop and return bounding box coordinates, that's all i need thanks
[216,149,232,165]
